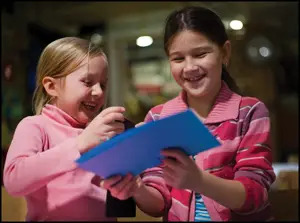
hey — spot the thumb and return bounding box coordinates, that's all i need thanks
[135,122,145,127]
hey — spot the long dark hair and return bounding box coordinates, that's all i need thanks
[164,6,241,94]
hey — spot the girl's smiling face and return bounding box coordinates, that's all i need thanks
[168,30,230,99]
[54,55,108,125]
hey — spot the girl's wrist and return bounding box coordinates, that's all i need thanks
[190,168,205,193]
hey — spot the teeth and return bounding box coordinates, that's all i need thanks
[83,102,96,107]
[83,102,97,111]
[185,76,203,81]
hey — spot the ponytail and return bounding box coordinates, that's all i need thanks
[221,65,242,95]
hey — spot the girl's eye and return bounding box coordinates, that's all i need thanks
[171,57,184,62]
[100,84,106,90]
[83,80,93,86]
[195,53,207,58]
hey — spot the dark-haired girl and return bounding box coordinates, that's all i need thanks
[100,6,276,221]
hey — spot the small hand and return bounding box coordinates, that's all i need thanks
[161,149,202,190]
[77,106,126,154]
[99,173,143,200]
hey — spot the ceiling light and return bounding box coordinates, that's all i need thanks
[91,33,103,45]
[259,46,271,57]
[136,36,153,47]
[229,20,243,30]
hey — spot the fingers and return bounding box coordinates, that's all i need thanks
[109,174,135,199]
[101,123,125,140]
[163,165,176,178]
[115,177,137,200]
[100,175,122,189]
[161,149,189,165]
[111,174,133,192]
[105,122,125,133]
[98,106,125,118]
[98,112,124,124]
[92,106,127,129]
[104,130,123,140]
[162,157,178,170]
[135,122,145,127]
[128,177,143,195]
[100,174,139,200]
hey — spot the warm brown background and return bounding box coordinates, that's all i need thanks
[2,2,298,221]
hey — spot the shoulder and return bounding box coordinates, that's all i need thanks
[13,115,49,145]
[240,96,262,107]
[15,115,46,132]
[239,96,269,118]
[238,96,270,134]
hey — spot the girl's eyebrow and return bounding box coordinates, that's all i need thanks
[191,46,213,51]
[83,73,108,83]
[81,73,90,79]
[84,72,99,78]
[169,46,213,56]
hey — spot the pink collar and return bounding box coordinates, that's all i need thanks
[41,104,86,128]
[160,81,242,124]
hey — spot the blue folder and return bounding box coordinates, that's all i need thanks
[76,109,221,179]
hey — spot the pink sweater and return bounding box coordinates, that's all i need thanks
[141,82,276,221]
[3,104,116,221]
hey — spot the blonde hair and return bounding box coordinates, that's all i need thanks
[32,37,106,115]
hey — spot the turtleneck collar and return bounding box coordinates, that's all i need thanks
[41,104,86,129]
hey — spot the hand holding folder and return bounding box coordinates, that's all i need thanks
[76,109,221,179]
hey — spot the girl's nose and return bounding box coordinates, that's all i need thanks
[183,63,198,73]
[91,83,103,96]
[183,58,198,73]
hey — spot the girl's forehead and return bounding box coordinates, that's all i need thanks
[168,30,215,51]
[85,56,108,75]
[78,55,107,69]
[172,30,210,42]
[65,55,107,79]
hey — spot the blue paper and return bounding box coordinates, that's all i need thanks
[76,109,221,178]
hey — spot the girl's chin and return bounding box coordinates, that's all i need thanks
[80,110,98,121]
[76,114,92,125]
[183,86,207,97]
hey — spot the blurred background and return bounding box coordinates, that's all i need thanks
[1,1,298,221]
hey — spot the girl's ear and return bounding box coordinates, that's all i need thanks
[222,40,231,66]
[42,76,59,97]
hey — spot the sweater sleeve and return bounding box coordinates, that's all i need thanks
[3,117,81,196]
[233,101,276,214]
[140,106,172,214]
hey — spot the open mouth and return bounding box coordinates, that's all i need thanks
[183,74,206,82]
[82,102,98,112]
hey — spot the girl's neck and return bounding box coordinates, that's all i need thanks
[187,84,221,121]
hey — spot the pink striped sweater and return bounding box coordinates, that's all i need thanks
[140,82,276,221]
